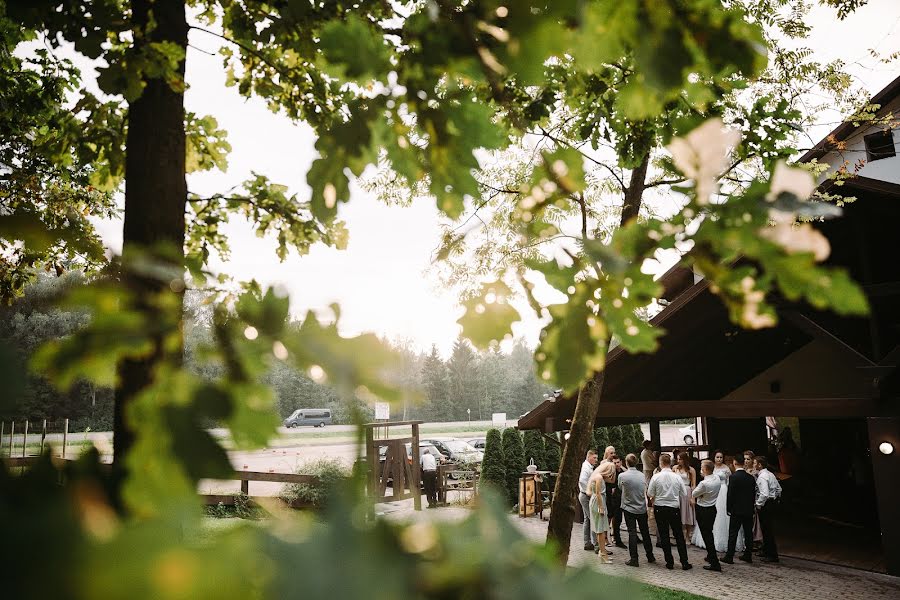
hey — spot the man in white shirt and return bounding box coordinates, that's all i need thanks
[422,449,438,508]
[692,460,722,571]
[578,449,599,551]
[647,453,692,570]
[754,456,782,562]
[641,440,657,486]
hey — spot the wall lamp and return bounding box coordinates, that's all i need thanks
[879,442,894,455]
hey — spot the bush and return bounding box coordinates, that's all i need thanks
[501,428,525,506]
[204,492,265,519]
[522,429,546,471]
[594,427,610,454]
[280,458,350,508]
[479,428,505,494]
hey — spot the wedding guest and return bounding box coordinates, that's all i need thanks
[744,450,764,548]
[619,453,656,567]
[674,451,697,543]
[755,456,782,563]
[722,454,755,564]
[692,451,744,554]
[641,440,657,485]
[692,460,722,571]
[602,445,616,463]
[648,453,692,570]
[609,456,626,548]
[588,460,617,564]
[578,449,599,552]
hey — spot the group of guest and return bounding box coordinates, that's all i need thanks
[579,444,782,570]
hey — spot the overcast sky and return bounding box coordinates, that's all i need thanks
[90,2,900,357]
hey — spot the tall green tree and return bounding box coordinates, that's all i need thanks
[479,427,505,493]
[501,427,525,506]
[447,337,478,421]
[522,429,546,471]
[420,345,451,422]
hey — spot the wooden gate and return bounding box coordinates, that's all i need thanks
[364,420,422,510]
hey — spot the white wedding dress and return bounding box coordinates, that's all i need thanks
[692,466,745,552]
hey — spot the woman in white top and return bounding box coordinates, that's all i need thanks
[673,451,697,543]
[692,450,744,552]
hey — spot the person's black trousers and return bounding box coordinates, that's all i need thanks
[725,514,754,560]
[623,510,655,563]
[610,502,623,544]
[423,470,438,506]
[758,501,779,559]
[654,505,689,566]
[695,505,720,567]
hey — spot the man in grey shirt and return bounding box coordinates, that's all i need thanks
[692,460,722,571]
[618,453,657,567]
[578,449,599,551]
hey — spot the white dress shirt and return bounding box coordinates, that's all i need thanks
[422,452,437,472]
[756,468,782,507]
[692,474,721,507]
[579,459,594,494]
[647,467,683,508]
[641,448,657,472]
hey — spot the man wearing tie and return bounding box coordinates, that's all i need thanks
[692,460,722,571]
[722,453,756,564]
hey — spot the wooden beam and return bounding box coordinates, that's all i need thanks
[595,398,893,418]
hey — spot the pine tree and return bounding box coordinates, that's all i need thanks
[608,425,624,457]
[522,429,546,471]
[479,428,505,494]
[629,424,646,457]
[447,337,478,421]
[545,433,562,473]
[594,426,610,454]
[501,427,525,506]
[420,345,451,422]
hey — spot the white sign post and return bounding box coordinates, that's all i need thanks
[492,412,507,429]
[374,402,390,421]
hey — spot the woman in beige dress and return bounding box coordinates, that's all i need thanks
[674,451,697,543]
[587,461,617,564]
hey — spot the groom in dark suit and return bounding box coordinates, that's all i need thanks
[722,453,756,564]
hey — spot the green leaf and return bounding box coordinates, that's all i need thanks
[457,281,521,349]
[318,15,393,81]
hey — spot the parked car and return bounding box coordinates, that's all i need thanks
[283,408,332,428]
[421,438,484,466]
[466,437,486,451]
[377,443,447,486]
[679,423,697,445]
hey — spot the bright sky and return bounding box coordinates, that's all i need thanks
[90,2,900,357]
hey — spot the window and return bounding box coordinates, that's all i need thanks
[864,129,896,162]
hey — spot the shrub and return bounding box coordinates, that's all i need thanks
[280,458,350,508]
[607,426,624,457]
[501,428,525,506]
[479,428,505,494]
[522,429,546,471]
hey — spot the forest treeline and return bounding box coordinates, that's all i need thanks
[1,273,550,429]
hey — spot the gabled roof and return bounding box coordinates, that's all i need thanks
[798,74,900,163]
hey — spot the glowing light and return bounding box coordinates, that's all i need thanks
[243,326,259,340]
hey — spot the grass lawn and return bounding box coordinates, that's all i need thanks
[641,584,713,600]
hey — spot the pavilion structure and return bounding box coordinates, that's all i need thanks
[517,75,900,574]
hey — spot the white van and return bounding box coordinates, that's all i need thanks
[283,408,332,428]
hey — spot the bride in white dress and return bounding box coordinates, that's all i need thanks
[692,451,745,552]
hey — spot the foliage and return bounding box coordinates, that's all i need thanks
[594,427,610,454]
[205,492,263,520]
[522,429,546,472]
[501,427,525,506]
[607,426,624,457]
[544,434,562,474]
[478,427,505,498]
[280,458,350,509]
[0,0,880,594]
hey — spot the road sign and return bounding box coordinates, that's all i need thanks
[374,402,390,420]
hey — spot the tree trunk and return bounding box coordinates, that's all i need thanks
[112,0,188,511]
[619,152,649,227]
[545,152,650,560]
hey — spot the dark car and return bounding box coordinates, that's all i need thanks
[466,437,486,451]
